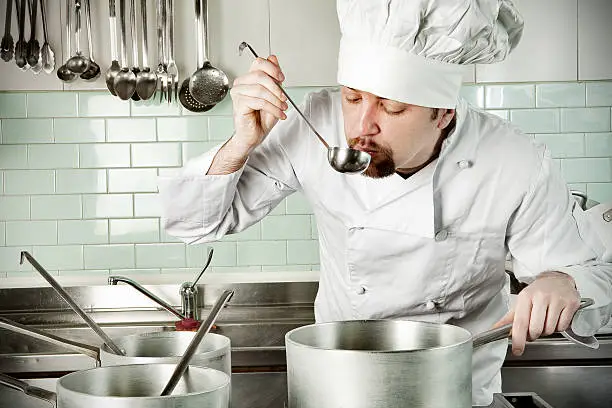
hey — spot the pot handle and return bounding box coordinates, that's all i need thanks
[0,372,57,407]
[0,317,101,362]
[472,298,595,349]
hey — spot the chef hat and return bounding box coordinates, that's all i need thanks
[337,0,524,108]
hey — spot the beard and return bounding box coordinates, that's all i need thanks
[349,138,396,178]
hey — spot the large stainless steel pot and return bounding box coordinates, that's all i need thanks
[0,318,231,375]
[0,363,230,408]
[286,320,479,408]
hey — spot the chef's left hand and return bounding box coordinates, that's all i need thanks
[493,271,580,356]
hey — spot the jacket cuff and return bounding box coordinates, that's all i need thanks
[556,264,612,336]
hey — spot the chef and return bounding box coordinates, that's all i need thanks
[159,0,612,405]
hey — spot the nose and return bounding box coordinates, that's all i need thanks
[358,100,379,136]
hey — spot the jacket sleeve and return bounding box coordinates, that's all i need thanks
[506,147,612,336]
[158,111,303,245]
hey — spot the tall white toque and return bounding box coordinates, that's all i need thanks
[337,0,524,109]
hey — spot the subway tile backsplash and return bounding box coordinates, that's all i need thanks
[1,82,611,278]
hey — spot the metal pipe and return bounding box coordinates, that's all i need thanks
[108,276,187,320]
[20,251,125,356]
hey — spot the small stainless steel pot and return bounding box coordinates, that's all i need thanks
[0,318,231,375]
[0,363,230,408]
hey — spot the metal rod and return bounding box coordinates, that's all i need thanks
[19,251,125,356]
[0,317,100,361]
[108,275,187,320]
[160,289,234,396]
[238,41,330,149]
[189,247,214,290]
[0,373,57,406]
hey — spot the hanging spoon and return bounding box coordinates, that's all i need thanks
[238,42,372,175]
[113,0,136,100]
[105,0,121,95]
[135,0,157,100]
[39,0,54,73]
[80,0,100,80]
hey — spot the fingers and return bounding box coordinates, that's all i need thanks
[543,300,563,336]
[231,93,287,121]
[231,83,288,113]
[249,56,285,84]
[557,298,580,332]
[511,295,532,356]
[527,297,547,341]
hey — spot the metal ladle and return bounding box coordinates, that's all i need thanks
[66,0,90,74]
[80,0,100,80]
[160,288,234,396]
[238,42,372,175]
[19,251,125,356]
[188,0,229,106]
[56,0,76,82]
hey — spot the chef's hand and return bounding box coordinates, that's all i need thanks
[493,271,580,356]
[230,55,289,153]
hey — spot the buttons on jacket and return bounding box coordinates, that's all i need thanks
[357,286,367,295]
[435,229,448,242]
[457,160,472,169]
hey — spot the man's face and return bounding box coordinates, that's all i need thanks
[341,87,454,178]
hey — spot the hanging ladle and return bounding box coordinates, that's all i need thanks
[56,0,77,82]
[238,42,371,175]
[188,0,229,106]
[66,0,90,74]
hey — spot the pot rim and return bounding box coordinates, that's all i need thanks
[285,319,474,353]
[57,363,230,400]
[99,331,231,357]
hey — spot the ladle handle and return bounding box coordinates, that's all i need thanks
[160,289,234,396]
[0,317,100,361]
[190,247,213,290]
[140,0,148,67]
[84,0,94,60]
[118,0,127,67]
[238,41,330,149]
[108,0,118,62]
[0,373,57,407]
[472,298,596,349]
[19,251,125,356]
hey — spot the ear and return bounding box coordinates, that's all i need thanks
[437,109,456,130]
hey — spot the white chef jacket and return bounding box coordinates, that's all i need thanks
[159,89,612,406]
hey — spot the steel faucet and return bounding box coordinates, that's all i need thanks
[107,275,193,320]
[107,247,214,322]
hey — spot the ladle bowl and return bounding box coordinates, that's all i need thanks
[57,64,77,82]
[238,41,371,175]
[328,147,371,174]
[66,53,90,74]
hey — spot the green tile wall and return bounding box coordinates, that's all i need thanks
[1,82,611,278]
